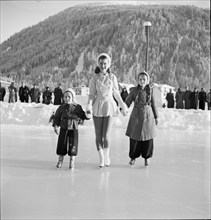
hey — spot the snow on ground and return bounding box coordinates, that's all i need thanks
[0,95,210,132]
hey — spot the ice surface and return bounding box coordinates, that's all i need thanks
[0,97,210,219]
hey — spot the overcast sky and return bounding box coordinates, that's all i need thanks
[1,0,210,43]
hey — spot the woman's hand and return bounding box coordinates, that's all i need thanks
[120,103,128,116]
[85,104,93,118]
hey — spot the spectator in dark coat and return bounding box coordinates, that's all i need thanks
[54,83,63,105]
[0,82,6,101]
[8,82,17,103]
[19,82,30,103]
[175,88,184,109]
[42,86,52,105]
[198,88,206,110]
[166,89,175,108]
[183,86,191,109]
[206,89,211,110]
[190,87,199,109]
[120,87,129,102]
[30,83,41,103]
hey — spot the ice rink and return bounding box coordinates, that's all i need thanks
[1,124,210,219]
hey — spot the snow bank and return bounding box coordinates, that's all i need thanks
[0,97,210,132]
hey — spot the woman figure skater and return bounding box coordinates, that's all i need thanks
[86,53,128,168]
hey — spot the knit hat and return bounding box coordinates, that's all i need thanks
[138,71,150,84]
[97,53,111,68]
[64,88,76,101]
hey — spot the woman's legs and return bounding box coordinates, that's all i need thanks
[93,116,104,167]
[102,117,114,166]
[93,116,114,167]
[93,116,104,150]
[102,116,114,149]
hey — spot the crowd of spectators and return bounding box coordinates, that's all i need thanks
[0,81,63,105]
[166,86,211,110]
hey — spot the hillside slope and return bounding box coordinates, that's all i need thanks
[0,4,210,90]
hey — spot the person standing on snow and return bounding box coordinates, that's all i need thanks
[206,89,211,110]
[175,88,184,109]
[183,86,191,109]
[198,88,206,110]
[190,87,199,110]
[53,83,63,105]
[0,82,6,101]
[30,83,41,103]
[8,82,17,103]
[166,89,175,108]
[42,86,52,105]
[19,81,30,103]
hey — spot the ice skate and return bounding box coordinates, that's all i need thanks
[56,155,64,168]
[129,159,135,166]
[144,159,149,167]
[104,148,110,167]
[98,149,105,168]
[69,156,75,169]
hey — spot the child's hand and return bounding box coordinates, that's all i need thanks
[54,126,59,135]
[78,119,84,125]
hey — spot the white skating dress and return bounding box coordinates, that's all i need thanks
[89,73,119,117]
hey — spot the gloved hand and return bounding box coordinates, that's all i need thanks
[120,103,128,116]
[85,104,92,118]
[54,126,60,135]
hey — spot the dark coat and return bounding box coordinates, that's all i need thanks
[54,87,63,105]
[0,86,6,101]
[30,88,41,103]
[53,103,89,130]
[19,86,30,102]
[125,85,158,141]
[198,91,206,110]
[175,91,184,109]
[42,90,52,104]
[183,90,191,109]
[8,85,17,103]
[166,92,174,108]
[190,91,198,109]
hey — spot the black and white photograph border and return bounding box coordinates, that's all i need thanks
[0,0,210,219]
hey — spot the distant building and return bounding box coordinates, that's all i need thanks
[73,86,89,96]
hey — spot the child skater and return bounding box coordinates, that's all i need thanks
[53,88,90,169]
[124,71,159,167]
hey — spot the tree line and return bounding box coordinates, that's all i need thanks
[0,4,210,91]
